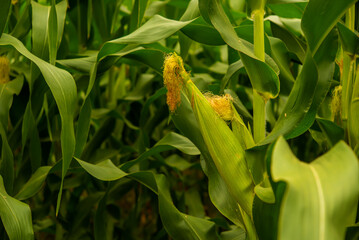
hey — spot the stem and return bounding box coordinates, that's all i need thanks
[253,91,266,142]
[253,9,266,143]
[253,10,265,61]
[342,6,356,143]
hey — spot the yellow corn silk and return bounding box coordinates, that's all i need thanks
[0,56,10,84]
[163,53,257,237]
[163,53,184,112]
[204,93,234,121]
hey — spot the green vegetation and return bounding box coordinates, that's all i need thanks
[0,0,358,239]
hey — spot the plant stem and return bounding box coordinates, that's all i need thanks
[253,9,266,143]
[342,6,356,143]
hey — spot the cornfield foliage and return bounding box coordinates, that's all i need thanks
[0,0,358,239]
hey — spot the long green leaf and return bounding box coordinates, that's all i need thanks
[31,0,67,61]
[337,22,359,56]
[262,30,337,144]
[156,174,217,240]
[0,175,34,240]
[271,137,359,240]
[0,0,10,37]
[198,0,279,98]
[75,158,127,181]
[0,75,23,193]
[98,15,194,60]
[301,0,356,54]
[121,132,200,171]
[74,157,217,240]
[129,0,149,33]
[0,34,77,214]
[48,1,58,65]
[21,103,42,172]
[15,166,52,201]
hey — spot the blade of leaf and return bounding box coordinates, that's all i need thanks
[156,174,217,240]
[198,0,280,98]
[129,0,149,33]
[98,15,195,59]
[0,175,34,240]
[0,76,23,193]
[15,166,52,201]
[48,1,58,65]
[0,34,77,215]
[75,158,127,181]
[0,0,10,37]
[301,0,356,54]
[271,137,359,240]
[120,132,200,171]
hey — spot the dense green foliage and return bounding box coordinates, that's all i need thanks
[0,0,358,239]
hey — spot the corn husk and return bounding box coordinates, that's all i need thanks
[231,104,255,150]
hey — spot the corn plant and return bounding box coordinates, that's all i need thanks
[0,0,358,239]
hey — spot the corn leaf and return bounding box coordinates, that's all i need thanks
[0,76,23,193]
[271,137,359,240]
[198,0,279,99]
[129,0,149,33]
[73,157,217,240]
[0,34,77,215]
[262,29,337,144]
[15,166,52,201]
[156,174,217,240]
[120,132,200,171]
[0,175,34,240]
[0,0,10,37]
[337,22,359,56]
[302,0,356,54]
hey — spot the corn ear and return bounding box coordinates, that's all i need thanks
[186,80,255,217]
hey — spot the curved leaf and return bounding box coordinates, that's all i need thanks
[301,0,356,54]
[120,132,200,171]
[73,157,217,240]
[0,76,23,193]
[156,174,217,240]
[0,0,10,37]
[0,176,34,240]
[198,0,279,98]
[271,137,359,240]
[262,30,337,144]
[75,158,127,181]
[31,0,67,61]
[337,21,359,56]
[15,166,52,201]
[0,34,77,214]
[99,15,195,59]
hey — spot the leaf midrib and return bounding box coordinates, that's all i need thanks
[309,165,325,240]
[0,191,21,239]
